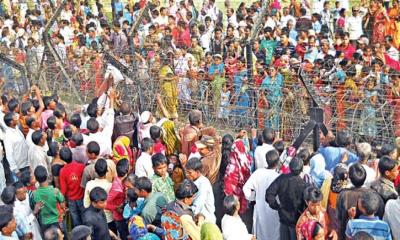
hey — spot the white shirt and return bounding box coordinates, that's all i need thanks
[362,163,377,188]
[28,144,52,174]
[26,128,34,148]
[15,194,42,240]
[280,15,296,28]
[60,26,75,47]
[384,198,400,240]
[84,178,113,222]
[221,214,253,240]
[345,15,363,40]
[193,175,216,223]
[243,168,280,240]
[85,108,114,157]
[135,152,154,178]
[4,127,28,172]
[387,46,399,61]
[254,143,274,169]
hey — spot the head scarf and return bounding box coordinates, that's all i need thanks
[310,153,330,188]
[300,220,318,240]
[200,223,223,240]
[113,136,132,162]
[129,215,160,240]
[162,119,180,155]
[331,164,348,193]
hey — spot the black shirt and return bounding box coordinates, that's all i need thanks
[265,173,307,227]
[83,205,111,240]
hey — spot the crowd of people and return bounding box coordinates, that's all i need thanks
[1,0,400,239]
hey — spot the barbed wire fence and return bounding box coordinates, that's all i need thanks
[0,0,396,146]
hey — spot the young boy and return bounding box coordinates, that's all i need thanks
[32,166,66,232]
[346,191,392,239]
[151,153,175,203]
[370,156,399,203]
[150,126,166,155]
[0,205,18,239]
[83,187,119,240]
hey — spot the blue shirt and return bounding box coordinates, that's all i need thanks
[114,1,124,13]
[260,73,284,103]
[233,70,247,94]
[318,147,359,171]
[346,215,392,240]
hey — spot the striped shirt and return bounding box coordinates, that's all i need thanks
[346,215,392,240]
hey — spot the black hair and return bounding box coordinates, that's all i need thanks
[289,157,304,175]
[31,130,43,145]
[86,103,98,118]
[54,104,66,119]
[71,133,84,146]
[3,112,14,127]
[34,165,48,183]
[359,191,380,215]
[127,188,138,203]
[223,195,238,216]
[89,187,107,202]
[378,156,397,176]
[69,113,82,128]
[141,138,154,152]
[26,117,36,128]
[262,128,275,144]
[188,110,201,126]
[336,131,352,148]
[59,147,73,163]
[95,158,108,177]
[135,177,152,193]
[266,150,280,168]
[19,170,32,187]
[303,186,323,203]
[186,157,203,172]
[151,153,168,167]
[63,125,73,139]
[47,141,59,157]
[21,101,33,116]
[116,158,129,177]
[7,98,19,112]
[87,118,99,133]
[150,125,162,140]
[353,231,374,240]
[0,186,16,205]
[47,116,56,130]
[87,141,100,155]
[12,181,24,190]
[273,140,285,155]
[379,143,395,158]
[348,163,366,187]
[0,207,13,230]
[221,134,234,177]
[175,179,198,200]
[297,149,311,165]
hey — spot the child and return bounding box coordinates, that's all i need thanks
[32,166,65,233]
[151,153,175,203]
[221,195,254,240]
[0,205,18,239]
[123,188,144,220]
[218,84,230,120]
[346,191,392,239]
[150,125,166,155]
[370,156,398,203]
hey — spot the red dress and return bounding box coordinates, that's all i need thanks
[373,10,387,43]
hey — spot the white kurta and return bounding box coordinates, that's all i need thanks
[243,168,280,240]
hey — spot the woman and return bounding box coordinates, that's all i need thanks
[372,0,389,44]
[260,67,284,131]
[389,75,400,137]
[160,119,180,156]
[386,0,400,48]
[327,165,348,234]
[49,142,65,189]
[113,136,134,169]
[359,79,378,140]
[299,220,326,240]
[223,137,252,215]
[200,223,223,240]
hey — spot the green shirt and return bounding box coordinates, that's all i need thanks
[260,39,277,65]
[141,192,168,225]
[151,174,175,203]
[33,186,65,225]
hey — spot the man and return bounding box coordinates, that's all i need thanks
[135,138,155,178]
[280,7,296,29]
[83,187,119,240]
[243,150,281,240]
[260,27,277,66]
[112,102,137,145]
[336,163,385,239]
[81,141,116,188]
[295,8,313,33]
[28,130,51,173]
[384,35,399,61]
[180,109,215,159]
[345,6,364,44]
[356,143,376,187]
[195,135,221,185]
[185,158,216,223]
[59,147,85,227]
[3,112,29,182]
[265,157,307,240]
[135,177,168,226]
[110,21,128,56]
[254,128,275,169]
[370,156,398,203]
[384,184,400,239]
